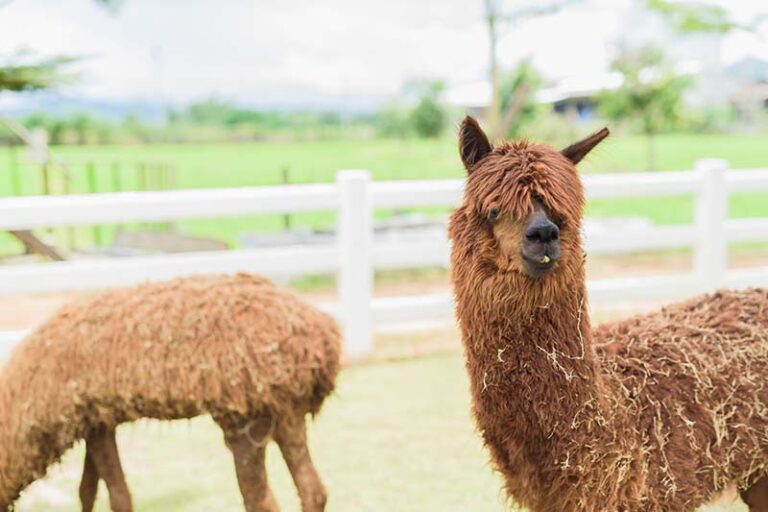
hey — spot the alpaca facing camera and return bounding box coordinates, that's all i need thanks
[449,116,768,512]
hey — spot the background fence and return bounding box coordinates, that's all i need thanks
[1,159,768,357]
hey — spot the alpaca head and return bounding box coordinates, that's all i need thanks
[453,116,608,281]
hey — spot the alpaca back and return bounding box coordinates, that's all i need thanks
[0,273,341,507]
[593,288,768,508]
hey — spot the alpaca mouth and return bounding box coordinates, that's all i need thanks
[521,252,557,278]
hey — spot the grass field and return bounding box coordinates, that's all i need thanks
[14,352,745,512]
[1,132,767,254]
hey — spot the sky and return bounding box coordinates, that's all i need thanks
[0,0,766,111]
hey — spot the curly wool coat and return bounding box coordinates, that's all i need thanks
[449,119,768,511]
[0,273,341,508]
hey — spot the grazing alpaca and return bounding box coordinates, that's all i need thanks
[0,273,341,512]
[448,116,768,511]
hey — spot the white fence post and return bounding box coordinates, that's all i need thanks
[693,159,728,292]
[337,170,373,356]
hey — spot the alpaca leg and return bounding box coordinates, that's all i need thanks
[219,416,280,512]
[79,447,99,512]
[274,412,327,512]
[87,428,133,512]
[741,476,768,512]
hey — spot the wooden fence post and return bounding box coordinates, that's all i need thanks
[86,161,102,247]
[7,141,21,196]
[693,159,728,292]
[281,167,291,230]
[337,170,373,357]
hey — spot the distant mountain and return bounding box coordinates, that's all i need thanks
[0,90,384,120]
[0,91,169,121]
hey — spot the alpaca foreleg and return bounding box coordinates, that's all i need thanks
[86,428,133,512]
[219,415,280,512]
[79,448,99,512]
[274,412,327,512]
[741,475,768,512]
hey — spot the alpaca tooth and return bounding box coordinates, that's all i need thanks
[540,255,551,264]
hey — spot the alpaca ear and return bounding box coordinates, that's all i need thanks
[459,116,492,172]
[561,127,610,164]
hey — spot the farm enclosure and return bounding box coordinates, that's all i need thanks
[2,133,768,253]
[2,160,768,356]
[1,134,767,512]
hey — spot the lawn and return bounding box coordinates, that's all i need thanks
[14,352,745,511]
[1,132,767,253]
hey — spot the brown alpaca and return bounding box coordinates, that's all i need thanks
[449,116,768,511]
[0,273,341,512]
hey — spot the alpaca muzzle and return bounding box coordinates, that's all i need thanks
[521,217,561,277]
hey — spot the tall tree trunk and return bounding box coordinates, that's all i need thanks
[498,83,531,138]
[485,0,501,141]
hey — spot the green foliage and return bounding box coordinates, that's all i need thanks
[0,55,78,93]
[599,46,693,136]
[678,105,736,133]
[0,0,117,94]
[499,60,543,138]
[15,101,367,145]
[93,0,123,13]
[645,0,739,33]
[408,80,447,138]
[410,97,446,138]
[599,46,693,169]
[375,102,412,138]
[184,100,273,128]
[175,100,347,139]
[20,112,117,145]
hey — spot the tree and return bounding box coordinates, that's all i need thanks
[599,46,692,170]
[498,60,542,138]
[409,81,446,138]
[0,0,115,94]
[482,0,581,140]
[645,0,743,34]
[0,55,78,93]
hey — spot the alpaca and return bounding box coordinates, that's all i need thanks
[0,273,341,512]
[448,116,768,511]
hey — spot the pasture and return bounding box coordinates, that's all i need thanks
[3,131,764,510]
[1,133,768,254]
[13,352,745,512]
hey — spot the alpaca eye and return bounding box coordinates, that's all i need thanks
[488,208,501,222]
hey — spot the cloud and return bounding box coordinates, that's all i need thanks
[0,0,764,108]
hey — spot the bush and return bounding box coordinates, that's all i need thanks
[410,97,446,138]
[500,60,543,139]
[375,102,412,138]
[678,106,735,133]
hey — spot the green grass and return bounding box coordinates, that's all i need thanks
[14,353,745,511]
[1,133,767,253]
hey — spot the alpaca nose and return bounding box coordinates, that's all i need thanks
[525,218,559,244]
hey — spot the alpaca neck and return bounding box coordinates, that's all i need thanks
[456,264,607,442]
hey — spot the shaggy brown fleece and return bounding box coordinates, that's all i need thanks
[449,116,768,511]
[0,273,341,508]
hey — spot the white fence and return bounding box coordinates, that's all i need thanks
[1,159,768,357]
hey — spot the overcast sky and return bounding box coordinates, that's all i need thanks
[0,0,765,109]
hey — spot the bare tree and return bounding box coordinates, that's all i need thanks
[483,0,581,140]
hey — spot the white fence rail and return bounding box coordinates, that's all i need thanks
[2,159,768,357]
